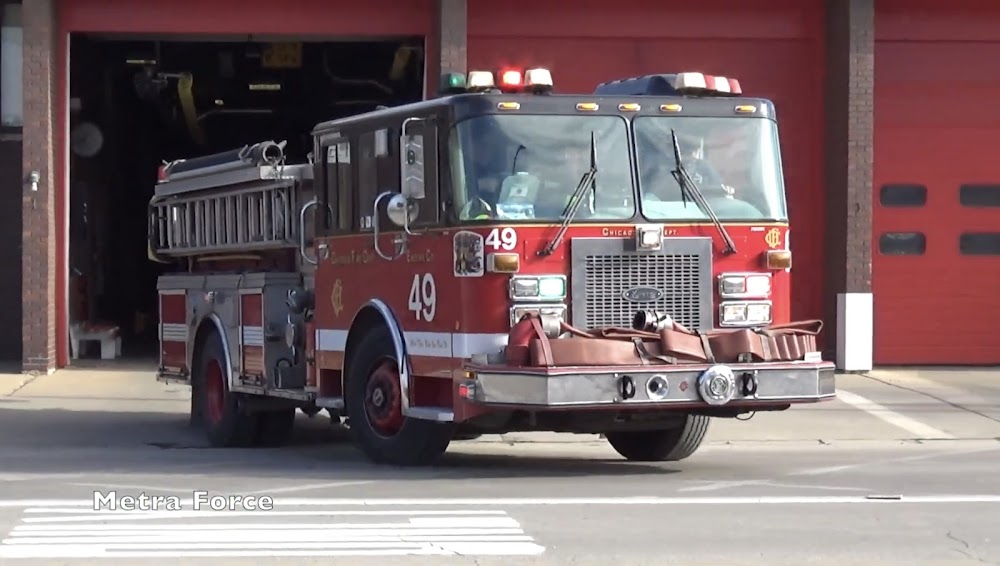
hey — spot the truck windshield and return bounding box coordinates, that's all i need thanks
[634,116,788,222]
[451,114,634,221]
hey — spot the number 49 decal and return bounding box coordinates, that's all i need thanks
[485,227,517,251]
[408,273,436,321]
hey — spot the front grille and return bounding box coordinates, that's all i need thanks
[570,237,713,331]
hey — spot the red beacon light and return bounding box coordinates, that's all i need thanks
[499,69,522,88]
[465,67,554,95]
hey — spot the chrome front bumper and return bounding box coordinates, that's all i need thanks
[458,361,837,408]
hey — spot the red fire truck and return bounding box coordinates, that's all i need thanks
[149,68,835,466]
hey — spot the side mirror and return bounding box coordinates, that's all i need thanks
[400,116,427,200]
[372,191,419,261]
[385,193,419,227]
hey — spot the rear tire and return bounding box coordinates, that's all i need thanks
[605,415,710,462]
[192,329,259,447]
[345,324,453,466]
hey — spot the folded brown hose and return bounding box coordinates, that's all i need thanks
[506,314,822,367]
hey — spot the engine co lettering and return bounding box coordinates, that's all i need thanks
[406,249,434,263]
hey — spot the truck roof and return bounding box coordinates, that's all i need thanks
[311,92,777,136]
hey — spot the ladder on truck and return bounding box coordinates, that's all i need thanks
[147,140,316,260]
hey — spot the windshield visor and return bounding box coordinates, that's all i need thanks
[634,116,788,222]
[451,114,634,221]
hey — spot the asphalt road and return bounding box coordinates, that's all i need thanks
[1,363,999,564]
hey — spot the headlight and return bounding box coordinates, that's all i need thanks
[719,301,772,327]
[635,224,663,251]
[509,275,566,301]
[718,273,771,298]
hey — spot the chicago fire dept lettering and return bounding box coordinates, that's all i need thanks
[329,249,373,265]
[602,227,678,237]
[453,231,484,278]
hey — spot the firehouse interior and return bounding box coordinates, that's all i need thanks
[67,34,425,361]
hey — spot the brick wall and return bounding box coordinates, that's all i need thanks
[435,0,467,76]
[20,0,57,373]
[823,0,874,359]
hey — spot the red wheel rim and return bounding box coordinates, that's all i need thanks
[204,359,225,425]
[364,358,404,436]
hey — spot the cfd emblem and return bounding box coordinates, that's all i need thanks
[764,228,782,249]
[331,279,344,317]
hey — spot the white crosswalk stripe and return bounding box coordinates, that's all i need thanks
[0,505,546,558]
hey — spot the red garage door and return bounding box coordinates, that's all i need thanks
[467,0,826,325]
[874,1,1000,364]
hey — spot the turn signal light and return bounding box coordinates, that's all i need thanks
[765,249,792,270]
[487,252,520,273]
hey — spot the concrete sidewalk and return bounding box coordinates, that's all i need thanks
[0,372,31,397]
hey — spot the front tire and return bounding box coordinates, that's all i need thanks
[345,325,453,466]
[192,329,259,447]
[605,415,710,462]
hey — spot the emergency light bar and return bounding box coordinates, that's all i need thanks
[438,67,554,95]
[594,72,743,98]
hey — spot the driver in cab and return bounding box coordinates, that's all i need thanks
[667,135,762,218]
[534,144,632,218]
[459,141,508,220]
[675,136,734,198]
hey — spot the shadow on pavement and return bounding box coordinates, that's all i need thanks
[0,406,680,481]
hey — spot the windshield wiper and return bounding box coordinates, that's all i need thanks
[669,129,737,254]
[538,132,598,256]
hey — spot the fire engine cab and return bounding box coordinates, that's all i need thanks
[149,67,835,466]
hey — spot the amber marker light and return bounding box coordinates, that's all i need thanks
[488,253,520,273]
[765,249,792,270]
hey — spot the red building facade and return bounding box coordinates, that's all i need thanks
[10,0,995,373]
